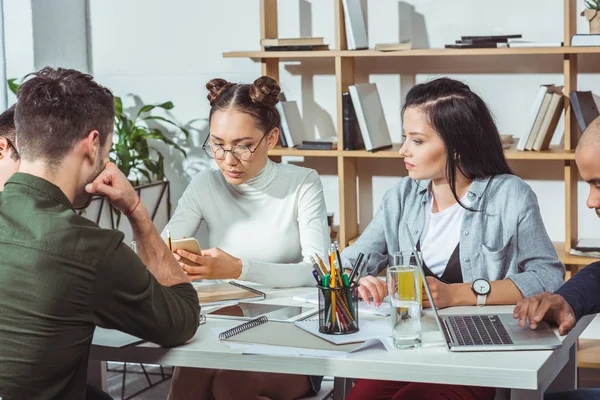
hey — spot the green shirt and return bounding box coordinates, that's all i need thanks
[0,173,200,400]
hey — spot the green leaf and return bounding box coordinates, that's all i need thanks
[114,96,123,116]
[7,78,20,95]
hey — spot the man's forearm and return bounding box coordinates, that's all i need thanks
[556,261,600,320]
[127,203,189,287]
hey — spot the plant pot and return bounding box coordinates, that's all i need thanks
[582,9,600,34]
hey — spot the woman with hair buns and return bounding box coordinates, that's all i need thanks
[165,76,329,400]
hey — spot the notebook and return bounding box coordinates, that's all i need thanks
[218,317,362,352]
[196,281,266,305]
[294,317,390,345]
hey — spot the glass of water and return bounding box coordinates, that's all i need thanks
[387,251,422,349]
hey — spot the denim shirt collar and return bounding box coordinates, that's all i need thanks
[416,176,493,203]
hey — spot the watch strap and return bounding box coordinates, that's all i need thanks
[477,293,487,306]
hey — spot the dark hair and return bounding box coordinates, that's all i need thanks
[402,77,513,207]
[0,105,18,161]
[206,76,281,134]
[14,67,114,168]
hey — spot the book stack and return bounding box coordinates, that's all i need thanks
[261,37,329,51]
[444,34,562,49]
[296,137,338,150]
[516,85,565,152]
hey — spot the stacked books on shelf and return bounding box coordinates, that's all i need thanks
[444,34,563,48]
[571,34,600,46]
[296,137,338,150]
[570,91,600,133]
[569,239,600,258]
[261,37,329,51]
[516,84,565,151]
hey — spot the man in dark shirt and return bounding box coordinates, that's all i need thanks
[0,105,19,190]
[0,67,200,400]
[514,116,600,399]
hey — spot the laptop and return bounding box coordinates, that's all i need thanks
[404,225,562,352]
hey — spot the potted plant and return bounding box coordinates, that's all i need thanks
[583,0,600,34]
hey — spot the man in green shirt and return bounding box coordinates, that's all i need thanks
[0,67,201,400]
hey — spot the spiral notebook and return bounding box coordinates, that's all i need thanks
[218,317,362,352]
[196,281,266,305]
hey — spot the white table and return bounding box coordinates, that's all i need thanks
[90,287,593,400]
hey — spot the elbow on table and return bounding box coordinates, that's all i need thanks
[156,302,201,347]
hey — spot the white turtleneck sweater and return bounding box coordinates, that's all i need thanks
[163,160,330,287]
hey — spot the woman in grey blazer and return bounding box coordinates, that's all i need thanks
[343,77,565,400]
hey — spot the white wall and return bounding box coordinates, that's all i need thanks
[4,0,600,242]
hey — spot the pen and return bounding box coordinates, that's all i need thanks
[167,229,172,251]
[348,253,364,283]
[312,270,320,284]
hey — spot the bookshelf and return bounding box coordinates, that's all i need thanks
[226,0,596,269]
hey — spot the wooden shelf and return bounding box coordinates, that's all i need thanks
[555,242,599,266]
[224,47,600,59]
[269,147,340,157]
[503,145,576,160]
[270,144,576,160]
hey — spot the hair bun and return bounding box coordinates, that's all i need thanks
[249,76,281,108]
[206,78,234,106]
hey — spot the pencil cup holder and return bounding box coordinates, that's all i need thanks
[317,284,359,335]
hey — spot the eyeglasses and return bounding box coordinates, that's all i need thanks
[202,133,268,162]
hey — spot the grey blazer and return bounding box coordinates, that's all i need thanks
[341,174,565,297]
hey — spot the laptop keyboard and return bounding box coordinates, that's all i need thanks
[448,315,513,346]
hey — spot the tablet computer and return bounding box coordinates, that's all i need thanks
[206,302,317,323]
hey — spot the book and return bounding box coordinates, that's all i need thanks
[508,41,563,48]
[575,238,600,252]
[342,92,364,150]
[342,0,368,50]
[460,34,522,41]
[570,91,600,133]
[261,37,324,46]
[277,93,288,147]
[533,87,564,151]
[525,87,554,150]
[445,42,500,49]
[374,41,412,52]
[275,100,310,147]
[571,34,600,47]
[196,281,266,305]
[264,44,329,51]
[516,85,552,151]
[348,83,392,152]
[297,136,338,150]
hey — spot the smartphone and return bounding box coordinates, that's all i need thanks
[171,237,202,255]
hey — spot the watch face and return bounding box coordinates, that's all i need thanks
[473,279,491,295]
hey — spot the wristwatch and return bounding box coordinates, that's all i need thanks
[472,278,491,306]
